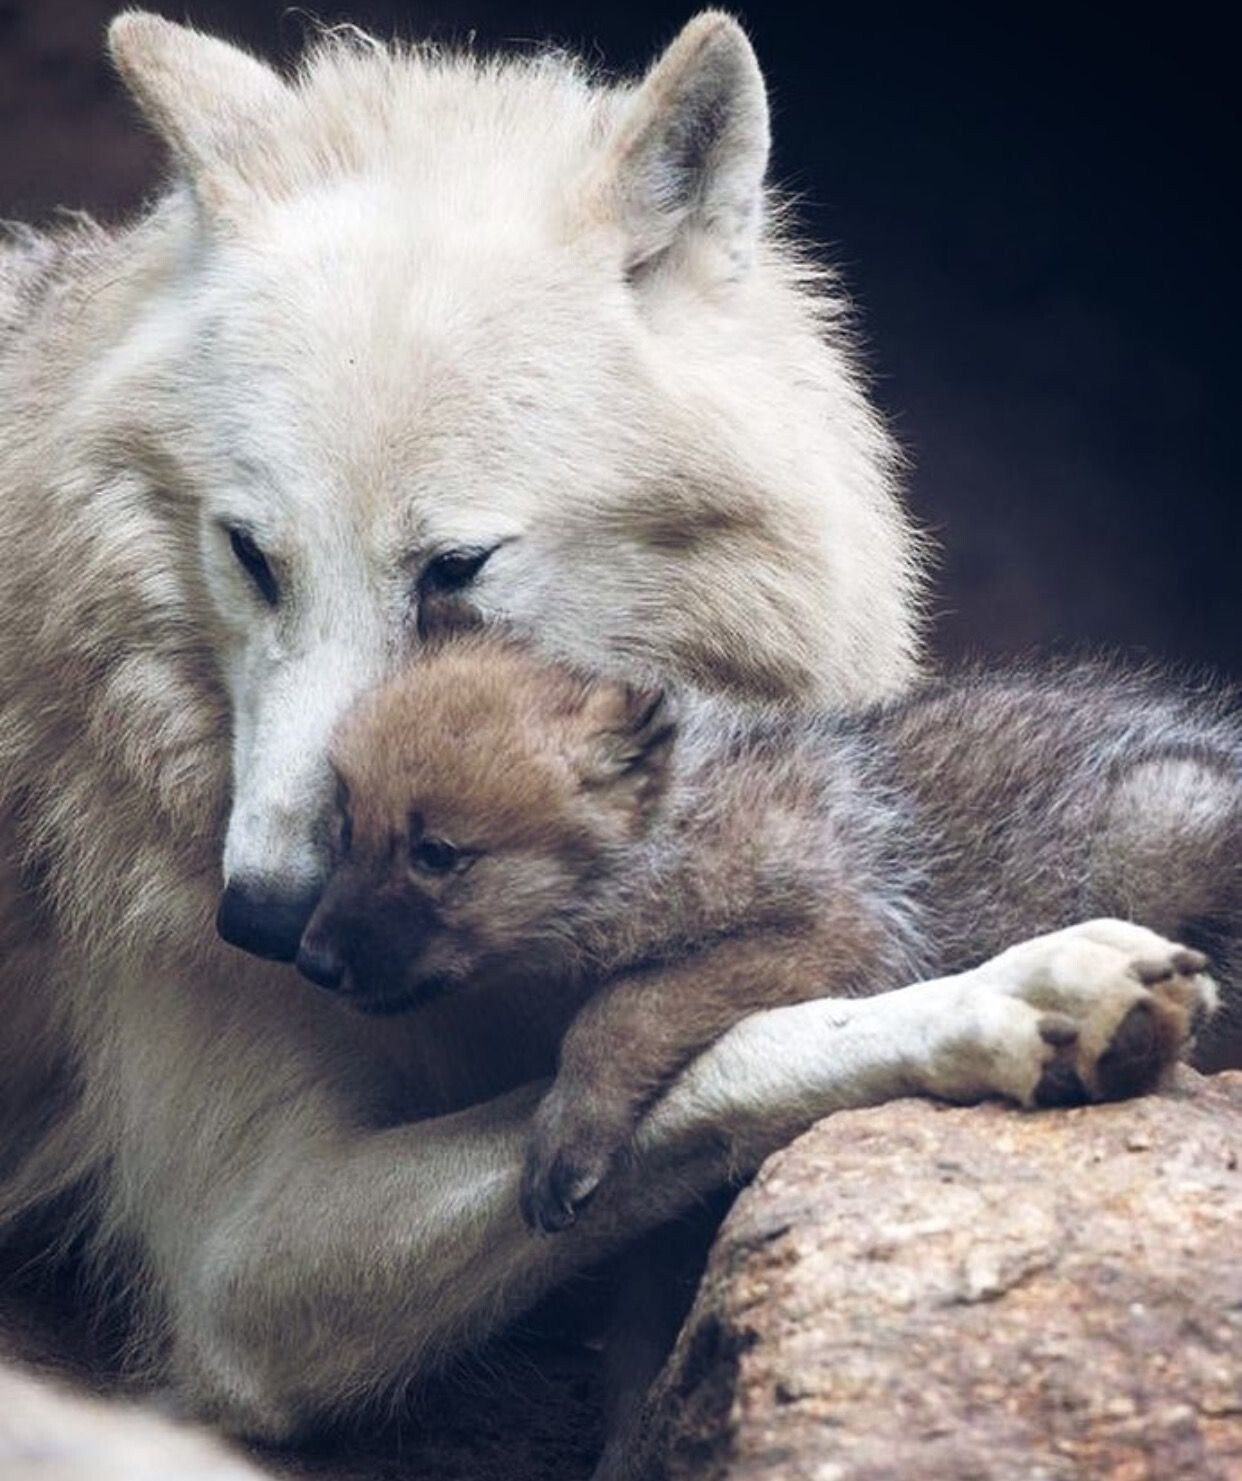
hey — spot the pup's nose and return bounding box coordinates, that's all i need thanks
[295,938,346,991]
[216,879,321,962]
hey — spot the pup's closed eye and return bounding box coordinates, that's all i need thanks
[411,836,461,874]
[330,773,353,859]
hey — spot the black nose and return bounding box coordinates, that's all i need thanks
[216,879,322,962]
[295,938,346,991]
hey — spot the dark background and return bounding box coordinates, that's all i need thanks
[2,2,1235,672]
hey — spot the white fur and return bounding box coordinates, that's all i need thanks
[0,11,1196,1444]
[645,920,1215,1166]
[99,12,921,893]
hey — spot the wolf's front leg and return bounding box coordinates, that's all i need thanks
[638,919,1216,1172]
[152,922,1209,1438]
[919,918,1215,1107]
[526,918,1214,1235]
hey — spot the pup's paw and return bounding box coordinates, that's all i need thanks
[519,1092,624,1235]
[932,920,1217,1108]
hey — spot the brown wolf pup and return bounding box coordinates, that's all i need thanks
[302,636,1229,1234]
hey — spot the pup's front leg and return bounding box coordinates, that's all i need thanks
[519,927,852,1234]
[521,1080,633,1234]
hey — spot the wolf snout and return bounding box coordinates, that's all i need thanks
[216,878,322,962]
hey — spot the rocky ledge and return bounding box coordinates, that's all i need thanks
[652,1070,1242,1481]
[4,1074,1240,1480]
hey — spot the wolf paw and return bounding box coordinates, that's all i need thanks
[935,920,1217,1108]
[519,1091,624,1235]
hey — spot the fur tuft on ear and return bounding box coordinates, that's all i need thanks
[108,11,292,214]
[597,11,770,280]
[577,682,678,799]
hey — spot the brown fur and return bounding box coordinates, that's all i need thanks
[321,638,1240,1237]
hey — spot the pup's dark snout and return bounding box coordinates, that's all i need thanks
[294,869,368,992]
[295,937,346,990]
[216,879,321,962]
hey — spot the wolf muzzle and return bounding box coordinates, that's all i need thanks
[216,878,322,962]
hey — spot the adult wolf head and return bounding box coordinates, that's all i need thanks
[98,10,920,960]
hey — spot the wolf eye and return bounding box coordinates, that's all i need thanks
[420,546,497,596]
[411,836,463,875]
[227,526,279,607]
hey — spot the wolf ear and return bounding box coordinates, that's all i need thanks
[577,683,677,802]
[597,11,770,281]
[108,11,291,213]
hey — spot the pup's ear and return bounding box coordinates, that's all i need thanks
[108,11,292,216]
[577,683,677,803]
[591,11,769,281]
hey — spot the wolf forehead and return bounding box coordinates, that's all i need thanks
[329,641,609,837]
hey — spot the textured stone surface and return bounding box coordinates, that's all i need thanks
[655,1070,1242,1481]
[5,1075,1241,1479]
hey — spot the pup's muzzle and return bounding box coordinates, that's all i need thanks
[294,937,346,990]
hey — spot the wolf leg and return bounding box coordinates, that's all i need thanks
[640,918,1215,1169]
[156,921,1210,1438]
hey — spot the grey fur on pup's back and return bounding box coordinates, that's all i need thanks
[666,659,1241,1016]
[324,639,1239,1239]
[870,664,1239,987]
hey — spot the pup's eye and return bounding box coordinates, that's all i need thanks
[332,778,353,859]
[420,546,497,596]
[411,836,463,875]
[227,526,279,607]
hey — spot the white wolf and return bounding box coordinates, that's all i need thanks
[0,7,1214,1450]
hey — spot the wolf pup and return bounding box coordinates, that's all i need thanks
[302,637,1227,1231]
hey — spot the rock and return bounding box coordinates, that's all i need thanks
[653,1069,1242,1481]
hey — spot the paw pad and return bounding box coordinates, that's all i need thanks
[1037,1012,1080,1048]
[1132,948,1209,985]
[1095,1000,1164,1100]
[1033,1054,1090,1108]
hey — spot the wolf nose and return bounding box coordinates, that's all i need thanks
[295,939,346,991]
[216,879,321,962]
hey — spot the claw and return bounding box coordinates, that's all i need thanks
[1037,1012,1080,1047]
[1132,957,1176,986]
[529,1193,578,1236]
[519,1151,605,1236]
